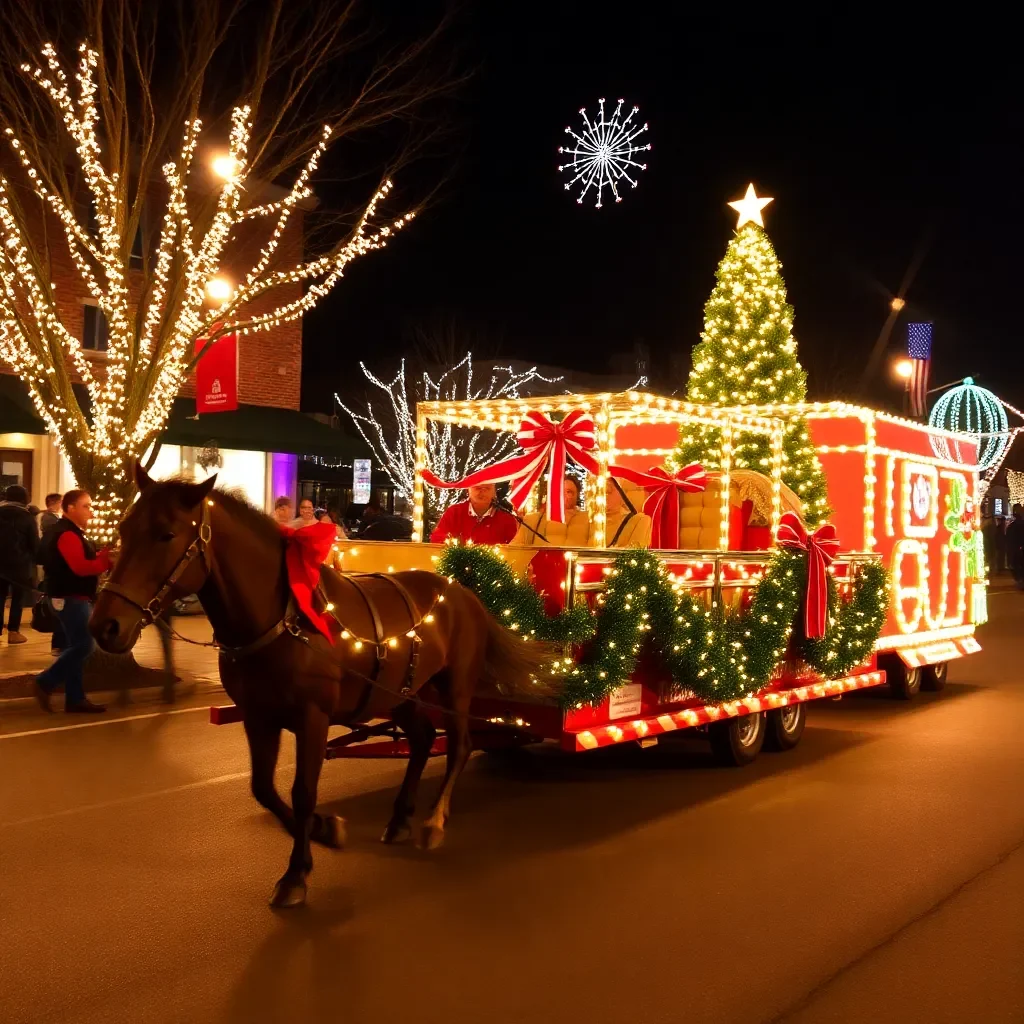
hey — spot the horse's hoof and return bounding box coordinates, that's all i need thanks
[381,820,411,845]
[419,824,445,851]
[269,875,307,908]
[311,814,346,849]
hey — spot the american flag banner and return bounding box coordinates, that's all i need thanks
[907,322,933,418]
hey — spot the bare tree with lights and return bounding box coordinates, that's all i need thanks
[0,0,455,539]
[337,344,559,525]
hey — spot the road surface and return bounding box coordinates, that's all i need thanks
[1,592,1022,1024]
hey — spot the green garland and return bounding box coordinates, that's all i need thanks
[437,545,889,709]
[437,544,595,644]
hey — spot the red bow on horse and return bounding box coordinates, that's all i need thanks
[608,463,708,548]
[775,511,840,639]
[422,409,601,524]
[278,521,338,642]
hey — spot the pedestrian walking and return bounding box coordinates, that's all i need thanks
[0,484,40,645]
[34,489,111,714]
[1006,505,1024,590]
[37,492,66,654]
[994,516,1007,575]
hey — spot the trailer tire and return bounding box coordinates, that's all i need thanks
[764,703,806,751]
[921,661,948,692]
[884,657,922,701]
[708,712,765,767]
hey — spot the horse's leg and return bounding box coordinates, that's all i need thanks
[245,714,345,850]
[270,704,330,908]
[244,716,294,832]
[382,699,437,845]
[420,670,475,851]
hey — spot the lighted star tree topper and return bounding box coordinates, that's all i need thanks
[558,98,651,208]
[671,184,831,525]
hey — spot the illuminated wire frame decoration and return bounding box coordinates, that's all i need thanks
[1008,469,1024,510]
[558,98,651,208]
[928,378,1009,471]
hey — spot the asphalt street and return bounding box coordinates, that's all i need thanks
[1,592,1022,1024]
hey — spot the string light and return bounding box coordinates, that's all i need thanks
[671,202,830,527]
[0,42,415,541]
[337,354,560,537]
[929,378,1009,471]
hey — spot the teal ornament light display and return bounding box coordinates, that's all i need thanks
[929,378,1009,470]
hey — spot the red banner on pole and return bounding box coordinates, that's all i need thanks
[194,334,238,413]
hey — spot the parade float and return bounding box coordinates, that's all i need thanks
[213,187,986,766]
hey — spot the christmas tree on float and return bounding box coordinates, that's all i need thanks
[671,185,830,526]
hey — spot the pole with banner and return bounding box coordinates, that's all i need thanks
[353,458,372,505]
[194,331,239,414]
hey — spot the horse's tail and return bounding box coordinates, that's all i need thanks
[470,592,564,700]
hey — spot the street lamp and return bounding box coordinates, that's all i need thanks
[212,154,239,181]
[893,358,913,380]
[890,297,905,312]
[205,276,232,302]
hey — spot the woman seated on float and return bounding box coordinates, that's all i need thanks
[512,476,590,547]
[589,480,652,548]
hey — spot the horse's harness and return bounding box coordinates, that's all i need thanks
[99,499,424,701]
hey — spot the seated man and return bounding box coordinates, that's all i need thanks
[512,476,590,547]
[430,483,518,544]
[592,481,651,548]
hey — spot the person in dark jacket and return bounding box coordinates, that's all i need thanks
[35,489,111,713]
[38,493,61,535]
[38,492,66,653]
[0,484,39,645]
[1006,505,1024,590]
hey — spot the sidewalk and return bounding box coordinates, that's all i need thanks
[0,612,222,700]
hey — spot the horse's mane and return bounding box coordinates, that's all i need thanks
[154,476,283,548]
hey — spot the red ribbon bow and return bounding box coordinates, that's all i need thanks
[422,408,600,524]
[608,463,708,548]
[775,511,840,639]
[278,521,338,643]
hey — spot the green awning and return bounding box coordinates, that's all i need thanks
[162,398,370,460]
[0,374,49,435]
[0,374,366,460]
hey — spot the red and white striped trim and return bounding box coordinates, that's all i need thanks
[898,635,980,669]
[570,671,885,752]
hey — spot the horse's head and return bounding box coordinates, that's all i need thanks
[91,462,218,653]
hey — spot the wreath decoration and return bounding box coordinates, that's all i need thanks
[437,542,888,710]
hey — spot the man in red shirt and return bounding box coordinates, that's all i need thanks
[35,490,111,714]
[430,483,518,545]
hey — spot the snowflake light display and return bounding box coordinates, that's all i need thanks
[929,378,1009,470]
[558,98,651,208]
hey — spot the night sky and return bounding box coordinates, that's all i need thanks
[302,6,1023,422]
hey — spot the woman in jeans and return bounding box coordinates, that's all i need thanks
[35,490,110,714]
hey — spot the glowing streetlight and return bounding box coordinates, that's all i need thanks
[890,297,905,312]
[205,277,232,302]
[212,154,240,181]
[894,358,913,381]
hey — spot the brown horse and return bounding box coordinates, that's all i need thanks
[91,464,555,907]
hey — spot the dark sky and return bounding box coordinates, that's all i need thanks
[302,6,1023,418]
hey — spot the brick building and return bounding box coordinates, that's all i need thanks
[1,176,364,509]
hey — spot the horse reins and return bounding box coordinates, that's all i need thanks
[100,500,213,629]
[100,500,305,662]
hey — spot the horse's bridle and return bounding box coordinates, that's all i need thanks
[100,499,213,627]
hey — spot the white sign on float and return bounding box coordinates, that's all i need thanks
[353,459,372,505]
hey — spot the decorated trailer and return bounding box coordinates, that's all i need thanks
[212,390,985,768]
